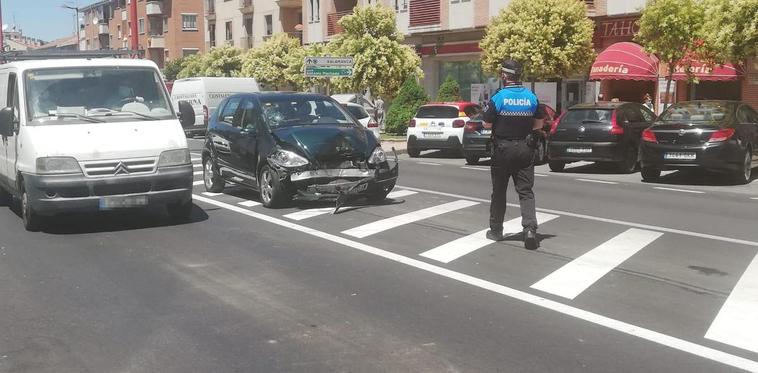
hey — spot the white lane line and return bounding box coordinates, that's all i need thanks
[193,180,204,186]
[238,200,261,207]
[653,187,705,194]
[421,212,559,263]
[284,207,335,221]
[705,252,758,354]
[750,197,758,200]
[417,162,442,166]
[576,178,618,185]
[342,200,479,238]
[461,166,488,171]
[386,189,417,199]
[534,173,549,177]
[531,228,663,299]
[201,192,223,197]
[193,171,203,175]
[192,194,758,372]
[396,185,758,248]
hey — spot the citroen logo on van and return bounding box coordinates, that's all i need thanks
[114,162,130,175]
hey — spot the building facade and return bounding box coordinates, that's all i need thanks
[204,0,303,51]
[80,0,206,68]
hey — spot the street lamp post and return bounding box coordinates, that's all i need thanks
[62,3,81,51]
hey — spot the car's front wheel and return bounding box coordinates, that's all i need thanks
[641,167,661,182]
[259,165,290,208]
[203,156,225,193]
[734,147,753,185]
[548,161,565,172]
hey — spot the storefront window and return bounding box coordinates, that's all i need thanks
[438,61,492,103]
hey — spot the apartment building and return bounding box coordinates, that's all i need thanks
[80,0,205,68]
[204,0,303,51]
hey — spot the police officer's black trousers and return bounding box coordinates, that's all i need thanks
[489,139,537,233]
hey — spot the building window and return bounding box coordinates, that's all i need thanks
[128,21,132,36]
[182,14,198,31]
[163,18,168,33]
[117,25,122,39]
[182,48,200,57]
[309,0,320,22]
[138,18,145,34]
[225,21,233,41]
[209,23,216,47]
[395,0,407,12]
[265,15,273,36]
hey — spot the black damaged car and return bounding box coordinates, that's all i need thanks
[200,93,398,207]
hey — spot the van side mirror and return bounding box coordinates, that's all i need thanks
[178,101,196,128]
[0,107,15,136]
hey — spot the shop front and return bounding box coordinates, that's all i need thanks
[589,41,659,106]
[673,61,744,102]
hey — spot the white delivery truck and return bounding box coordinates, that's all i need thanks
[0,56,196,231]
[170,77,260,137]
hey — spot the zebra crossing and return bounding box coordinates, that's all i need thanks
[188,154,758,358]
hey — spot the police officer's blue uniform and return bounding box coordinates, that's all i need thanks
[483,68,546,248]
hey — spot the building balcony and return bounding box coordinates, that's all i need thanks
[239,0,254,14]
[148,35,165,49]
[146,1,163,16]
[327,10,352,36]
[98,23,109,35]
[276,0,302,8]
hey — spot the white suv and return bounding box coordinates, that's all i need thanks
[406,102,482,157]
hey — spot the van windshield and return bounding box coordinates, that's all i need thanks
[25,67,175,125]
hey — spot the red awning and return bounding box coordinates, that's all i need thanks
[672,62,743,81]
[589,42,659,81]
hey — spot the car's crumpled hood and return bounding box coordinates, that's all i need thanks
[271,125,378,165]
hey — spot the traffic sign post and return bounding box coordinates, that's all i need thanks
[304,56,354,78]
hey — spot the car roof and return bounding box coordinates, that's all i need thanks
[569,101,630,110]
[423,102,480,110]
[225,91,330,101]
[0,58,159,71]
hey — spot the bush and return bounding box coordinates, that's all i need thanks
[436,75,462,102]
[384,76,428,135]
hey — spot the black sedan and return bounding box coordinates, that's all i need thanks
[461,104,555,165]
[548,102,655,173]
[200,93,398,207]
[640,100,758,184]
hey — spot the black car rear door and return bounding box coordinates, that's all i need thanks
[736,105,758,158]
[210,96,242,175]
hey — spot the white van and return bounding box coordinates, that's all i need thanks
[171,77,260,136]
[0,57,195,231]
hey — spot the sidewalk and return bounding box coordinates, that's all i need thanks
[381,140,407,156]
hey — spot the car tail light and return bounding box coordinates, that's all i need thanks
[610,110,624,135]
[642,128,657,143]
[708,128,735,142]
[452,119,466,128]
[408,119,416,127]
[203,105,209,125]
[550,112,566,135]
[367,120,378,128]
[464,121,480,133]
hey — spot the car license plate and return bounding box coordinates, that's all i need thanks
[99,195,148,210]
[664,152,696,160]
[422,131,443,138]
[481,129,491,135]
[566,147,592,154]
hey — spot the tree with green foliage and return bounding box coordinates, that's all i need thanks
[163,56,185,81]
[176,53,204,79]
[479,0,595,80]
[700,0,758,65]
[635,0,705,106]
[176,46,244,79]
[240,33,303,90]
[328,5,422,98]
[384,76,428,136]
[436,75,462,102]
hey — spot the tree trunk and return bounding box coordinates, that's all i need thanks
[664,64,675,109]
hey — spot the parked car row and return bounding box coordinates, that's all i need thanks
[407,98,758,185]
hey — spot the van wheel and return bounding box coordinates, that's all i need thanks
[548,161,565,172]
[21,185,41,232]
[641,167,661,182]
[734,147,752,185]
[167,200,193,222]
[259,165,290,208]
[203,157,224,193]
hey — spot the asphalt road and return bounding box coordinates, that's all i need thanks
[1,139,757,372]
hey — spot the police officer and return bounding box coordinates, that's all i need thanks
[483,59,546,250]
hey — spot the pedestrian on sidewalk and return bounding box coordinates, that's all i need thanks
[483,59,547,250]
[374,96,385,128]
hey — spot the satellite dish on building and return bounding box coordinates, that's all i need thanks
[93,17,100,26]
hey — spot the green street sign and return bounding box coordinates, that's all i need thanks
[304,66,353,77]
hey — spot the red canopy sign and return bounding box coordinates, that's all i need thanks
[672,62,743,81]
[589,42,659,81]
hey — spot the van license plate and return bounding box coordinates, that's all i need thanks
[664,152,696,160]
[566,147,592,154]
[99,195,148,210]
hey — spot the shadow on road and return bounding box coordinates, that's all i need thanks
[642,167,758,186]
[502,232,557,250]
[414,150,464,160]
[223,186,408,213]
[554,162,636,175]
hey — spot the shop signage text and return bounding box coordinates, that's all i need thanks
[675,64,713,75]
[598,19,640,39]
[591,64,630,75]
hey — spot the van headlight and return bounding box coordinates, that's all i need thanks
[158,149,190,167]
[368,147,387,164]
[269,150,309,168]
[36,157,83,175]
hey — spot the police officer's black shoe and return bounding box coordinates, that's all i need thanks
[486,229,505,242]
[524,228,538,250]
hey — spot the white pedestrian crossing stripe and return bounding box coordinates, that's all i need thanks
[193,180,204,186]
[530,228,663,299]
[202,192,223,197]
[342,200,479,238]
[420,212,559,263]
[705,252,758,354]
[238,200,261,207]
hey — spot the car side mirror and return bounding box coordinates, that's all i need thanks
[178,101,196,128]
[0,107,16,136]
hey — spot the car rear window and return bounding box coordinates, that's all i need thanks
[416,106,460,119]
[659,102,735,124]
[563,109,613,123]
[344,105,369,119]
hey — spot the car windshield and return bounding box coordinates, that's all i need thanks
[25,66,174,125]
[563,109,613,123]
[658,102,734,124]
[259,96,355,128]
[416,106,460,119]
[344,104,369,119]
